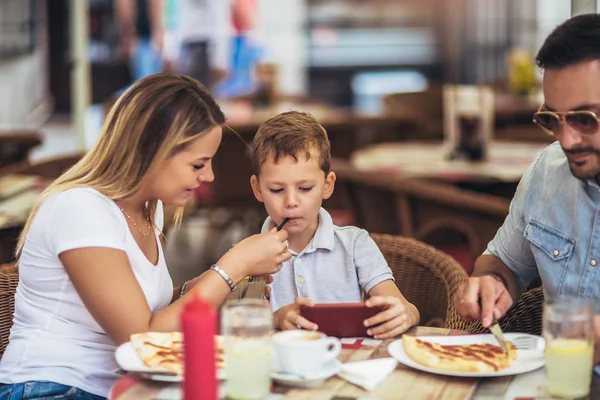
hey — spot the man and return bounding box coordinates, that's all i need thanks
[454,13,600,363]
[114,0,165,81]
[172,0,231,89]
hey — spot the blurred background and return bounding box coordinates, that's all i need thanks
[0,0,596,286]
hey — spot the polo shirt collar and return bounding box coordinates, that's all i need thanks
[260,208,335,253]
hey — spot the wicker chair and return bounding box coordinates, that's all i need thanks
[334,157,510,268]
[369,233,468,328]
[0,263,18,359]
[446,286,545,336]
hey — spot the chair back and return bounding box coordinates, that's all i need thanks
[0,263,18,359]
[334,157,510,270]
[0,131,43,169]
[447,286,544,335]
[370,233,468,327]
[382,86,443,139]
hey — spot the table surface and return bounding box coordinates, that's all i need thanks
[0,174,46,230]
[350,141,550,183]
[110,326,600,400]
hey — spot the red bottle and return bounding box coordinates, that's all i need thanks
[180,296,217,400]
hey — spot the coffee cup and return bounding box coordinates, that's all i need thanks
[272,330,341,376]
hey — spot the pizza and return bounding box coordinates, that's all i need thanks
[401,335,517,372]
[130,332,225,374]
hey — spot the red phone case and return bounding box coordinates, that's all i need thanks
[300,302,384,338]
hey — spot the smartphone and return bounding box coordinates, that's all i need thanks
[300,302,384,338]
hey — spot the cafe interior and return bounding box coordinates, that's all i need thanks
[0,0,598,399]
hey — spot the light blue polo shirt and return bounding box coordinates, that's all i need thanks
[261,208,394,312]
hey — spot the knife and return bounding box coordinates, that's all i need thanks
[489,321,508,353]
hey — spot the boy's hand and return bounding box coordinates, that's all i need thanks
[274,297,318,331]
[264,275,274,301]
[363,296,412,339]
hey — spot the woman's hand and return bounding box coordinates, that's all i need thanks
[218,227,291,283]
[274,297,318,331]
[363,296,417,339]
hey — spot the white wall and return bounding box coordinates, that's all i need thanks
[536,0,571,50]
[256,0,307,95]
[571,0,597,14]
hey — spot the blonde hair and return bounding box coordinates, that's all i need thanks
[251,111,331,176]
[15,73,225,257]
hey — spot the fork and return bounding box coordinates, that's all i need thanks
[510,335,543,350]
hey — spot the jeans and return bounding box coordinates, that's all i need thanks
[0,381,105,400]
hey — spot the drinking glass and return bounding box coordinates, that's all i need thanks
[221,299,273,400]
[543,296,594,399]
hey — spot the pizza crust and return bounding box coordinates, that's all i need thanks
[401,335,517,373]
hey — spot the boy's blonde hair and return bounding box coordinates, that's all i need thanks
[15,73,225,257]
[252,111,331,176]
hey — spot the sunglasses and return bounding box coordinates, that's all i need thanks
[533,105,600,136]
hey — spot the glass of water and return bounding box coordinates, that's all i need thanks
[221,298,273,400]
[543,296,594,399]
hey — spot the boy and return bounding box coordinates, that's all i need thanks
[250,111,420,339]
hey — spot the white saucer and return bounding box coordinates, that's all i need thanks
[271,359,343,388]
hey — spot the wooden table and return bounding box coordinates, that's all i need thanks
[350,141,549,184]
[110,326,600,400]
[0,174,47,263]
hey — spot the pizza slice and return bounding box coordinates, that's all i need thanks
[402,335,517,372]
[130,332,184,374]
[130,332,226,374]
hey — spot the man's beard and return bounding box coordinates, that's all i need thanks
[563,146,600,182]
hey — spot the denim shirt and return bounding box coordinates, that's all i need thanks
[486,142,600,312]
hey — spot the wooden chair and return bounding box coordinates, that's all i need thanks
[446,286,544,336]
[334,158,510,271]
[0,263,18,359]
[0,131,43,170]
[370,233,468,327]
[382,85,443,140]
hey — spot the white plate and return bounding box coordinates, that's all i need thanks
[387,333,545,378]
[272,359,343,388]
[115,341,227,382]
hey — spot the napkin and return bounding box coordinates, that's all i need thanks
[503,368,548,399]
[337,357,397,391]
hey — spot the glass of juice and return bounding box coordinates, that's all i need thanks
[543,296,594,399]
[221,298,272,400]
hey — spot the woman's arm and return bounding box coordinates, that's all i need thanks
[60,247,238,345]
[60,228,290,345]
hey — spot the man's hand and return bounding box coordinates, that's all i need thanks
[273,297,317,331]
[454,275,514,327]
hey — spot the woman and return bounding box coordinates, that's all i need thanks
[0,73,291,399]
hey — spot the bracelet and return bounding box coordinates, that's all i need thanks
[210,264,237,292]
[179,281,189,299]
